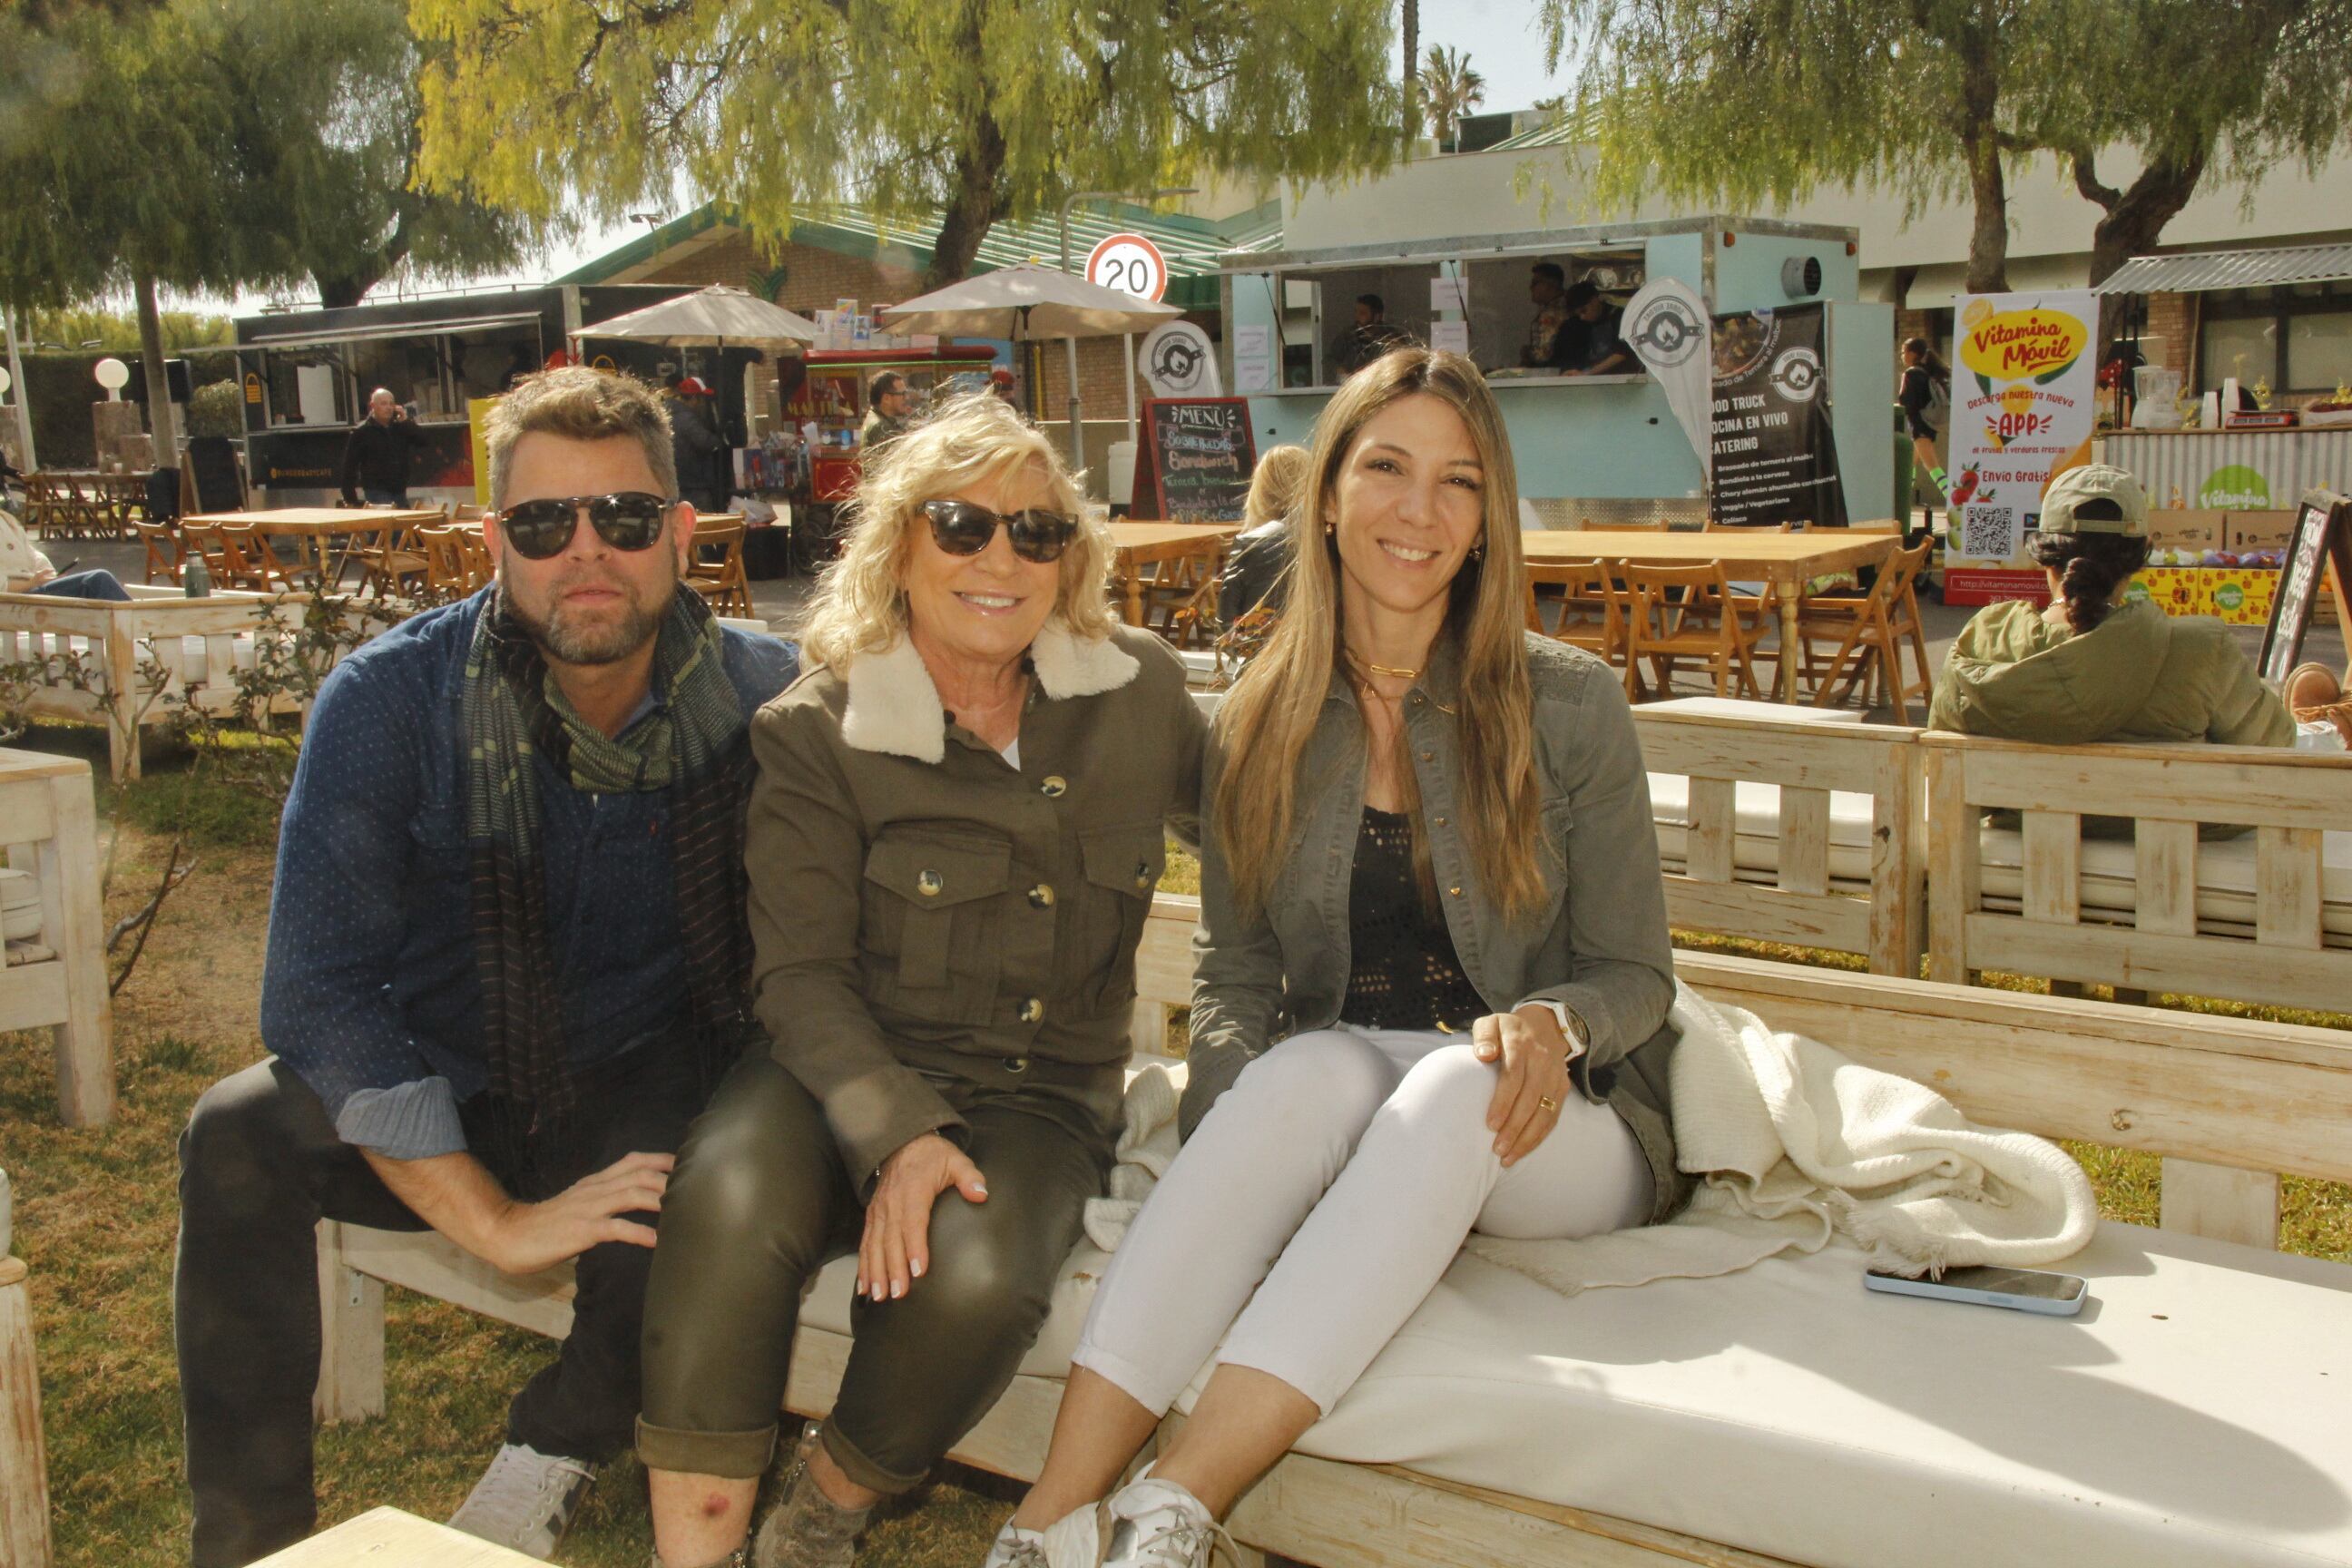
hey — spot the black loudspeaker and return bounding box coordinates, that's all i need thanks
[165,358,191,403]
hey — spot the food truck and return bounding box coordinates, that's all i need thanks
[232,283,708,506]
[1214,216,1894,526]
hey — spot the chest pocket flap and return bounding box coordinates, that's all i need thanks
[1081,824,1167,899]
[864,835,1011,991]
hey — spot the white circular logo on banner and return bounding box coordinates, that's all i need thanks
[1086,233,1170,302]
[1769,347,1822,403]
[1139,321,1220,398]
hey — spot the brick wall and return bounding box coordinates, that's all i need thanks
[2142,290,2195,384]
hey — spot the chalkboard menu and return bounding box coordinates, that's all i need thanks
[185,436,245,515]
[1136,398,1256,523]
[2258,489,2352,687]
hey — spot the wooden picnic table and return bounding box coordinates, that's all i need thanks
[1522,527,1902,700]
[250,1505,541,1565]
[181,506,446,588]
[1108,520,1240,630]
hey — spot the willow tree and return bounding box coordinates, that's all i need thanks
[411,0,1400,289]
[1538,0,2352,296]
[0,0,544,458]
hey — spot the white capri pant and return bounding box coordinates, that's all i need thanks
[1072,1024,1652,1416]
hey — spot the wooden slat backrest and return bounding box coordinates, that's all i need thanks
[1922,731,2352,1013]
[1631,709,1923,975]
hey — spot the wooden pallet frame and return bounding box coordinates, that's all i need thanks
[315,891,2352,1567]
[1632,708,1924,975]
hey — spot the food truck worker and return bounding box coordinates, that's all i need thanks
[860,371,914,454]
[1328,294,1411,377]
[1520,262,1575,370]
[1560,282,1634,377]
[339,387,433,507]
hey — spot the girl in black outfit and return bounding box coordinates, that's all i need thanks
[1899,337,1952,505]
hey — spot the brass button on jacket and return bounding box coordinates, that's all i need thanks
[1041,775,1069,798]
[1018,997,1044,1024]
[1028,884,1055,908]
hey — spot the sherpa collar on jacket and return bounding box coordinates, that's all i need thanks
[840,620,1142,762]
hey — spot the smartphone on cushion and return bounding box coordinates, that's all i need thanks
[1864,1265,2088,1317]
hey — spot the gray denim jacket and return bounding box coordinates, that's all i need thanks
[1181,632,1689,1222]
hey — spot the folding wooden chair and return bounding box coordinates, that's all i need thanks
[132,519,183,585]
[348,521,429,603]
[1524,559,1624,669]
[212,524,298,593]
[1796,537,1936,721]
[1619,559,1766,700]
[687,517,755,617]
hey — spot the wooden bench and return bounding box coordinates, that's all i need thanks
[0,750,111,1126]
[0,1169,52,1568]
[1922,730,2352,1017]
[1633,699,1924,975]
[0,585,347,782]
[314,890,2352,1568]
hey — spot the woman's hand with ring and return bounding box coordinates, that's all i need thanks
[860,1132,987,1302]
[1472,1007,1573,1167]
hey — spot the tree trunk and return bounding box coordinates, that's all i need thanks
[1955,16,2009,297]
[2087,152,2207,287]
[132,270,179,466]
[1402,0,1419,151]
[925,115,1006,289]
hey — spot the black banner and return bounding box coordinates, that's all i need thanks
[1709,303,1847,529]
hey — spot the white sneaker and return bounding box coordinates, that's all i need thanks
[1100,1478,1236,1568]
[985,1505,1109,1568]
[446,1441,596,1559]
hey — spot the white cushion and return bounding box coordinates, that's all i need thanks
[1641,697,1863,726]
[1291,1222,2352,1568]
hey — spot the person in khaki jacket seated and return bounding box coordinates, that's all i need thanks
[636,392,1206,1568]
[1929,464,2296,835]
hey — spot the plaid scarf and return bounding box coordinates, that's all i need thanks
[462,582,758,1159]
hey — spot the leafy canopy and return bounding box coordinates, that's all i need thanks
[411,0,1401,282]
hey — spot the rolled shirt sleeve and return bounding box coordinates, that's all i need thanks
[259,656,459,1152]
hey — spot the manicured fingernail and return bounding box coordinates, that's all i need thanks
[974,1185,987,1197]
[911,1259,925,1278]
[891,1280,906,1299]
[870,1283,886,1301]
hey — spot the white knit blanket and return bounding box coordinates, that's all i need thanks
[1086,985,2098,1294]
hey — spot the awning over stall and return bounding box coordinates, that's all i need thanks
[2093,243,2352,295]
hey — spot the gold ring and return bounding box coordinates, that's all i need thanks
[1537,1094,1559,1112]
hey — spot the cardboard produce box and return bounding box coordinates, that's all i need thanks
[2146,509,2227,558]
[2204,566,2277,626]
[2226,510,2297,567]
[2125,566,2211,617]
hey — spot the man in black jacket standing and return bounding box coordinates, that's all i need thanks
[338,387,432,506]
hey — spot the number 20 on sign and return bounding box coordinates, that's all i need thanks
[1085,233,1169,302]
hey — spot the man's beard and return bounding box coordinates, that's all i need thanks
[505,565,673,666]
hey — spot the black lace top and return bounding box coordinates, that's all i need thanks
[1341,807,1489,1033]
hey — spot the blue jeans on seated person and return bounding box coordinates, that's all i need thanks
[35,569,131,602]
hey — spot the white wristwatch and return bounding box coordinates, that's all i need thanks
[1524,999,1590,1062]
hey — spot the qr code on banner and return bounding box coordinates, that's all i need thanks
[1961,505,2018,561]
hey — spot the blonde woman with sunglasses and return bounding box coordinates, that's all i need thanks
[994,350,1683,1568]
[637,393,1205,1568]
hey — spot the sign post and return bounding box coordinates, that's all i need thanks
[1085,233,1171,448]
[2257,490,2352,687]
[1943,290,2098,604]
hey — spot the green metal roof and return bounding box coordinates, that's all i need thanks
[561,199,1280,312]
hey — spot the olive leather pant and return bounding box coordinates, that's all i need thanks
[636,1055,1110,1492]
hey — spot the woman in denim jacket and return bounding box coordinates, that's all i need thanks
[991,349,1682,1568]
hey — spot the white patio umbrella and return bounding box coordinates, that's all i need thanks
[878,263,1181,463]
[575,284,820,349]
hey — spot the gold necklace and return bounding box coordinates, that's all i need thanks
[1362,660,1421,680]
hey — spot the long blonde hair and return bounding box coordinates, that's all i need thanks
[1213,349,1544,922]
[798,391,1115,669]
[1240,445,1311,531]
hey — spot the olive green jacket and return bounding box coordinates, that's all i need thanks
[746,622,1205,1187]
[1181,633,1689,1224]
[1929,597,2293,750]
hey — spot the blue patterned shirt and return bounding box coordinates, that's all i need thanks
[260,593,795,1158]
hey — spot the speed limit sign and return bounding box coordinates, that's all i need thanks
[1084,233,1169,302]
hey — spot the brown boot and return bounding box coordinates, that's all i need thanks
[750,1424,873,1568]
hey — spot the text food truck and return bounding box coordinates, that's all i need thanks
[1214,216,1893,529]
[232,283,710,506]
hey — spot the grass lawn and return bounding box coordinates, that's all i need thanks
[5,740,2343,1566]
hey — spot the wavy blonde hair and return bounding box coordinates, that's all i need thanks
[1240,444,1312,531]
[798,391,1115,669]
[1215,348,1544,922]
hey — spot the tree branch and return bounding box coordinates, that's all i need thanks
[2067,144,2122,211]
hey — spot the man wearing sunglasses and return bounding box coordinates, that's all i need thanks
[174,367,795,1566]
